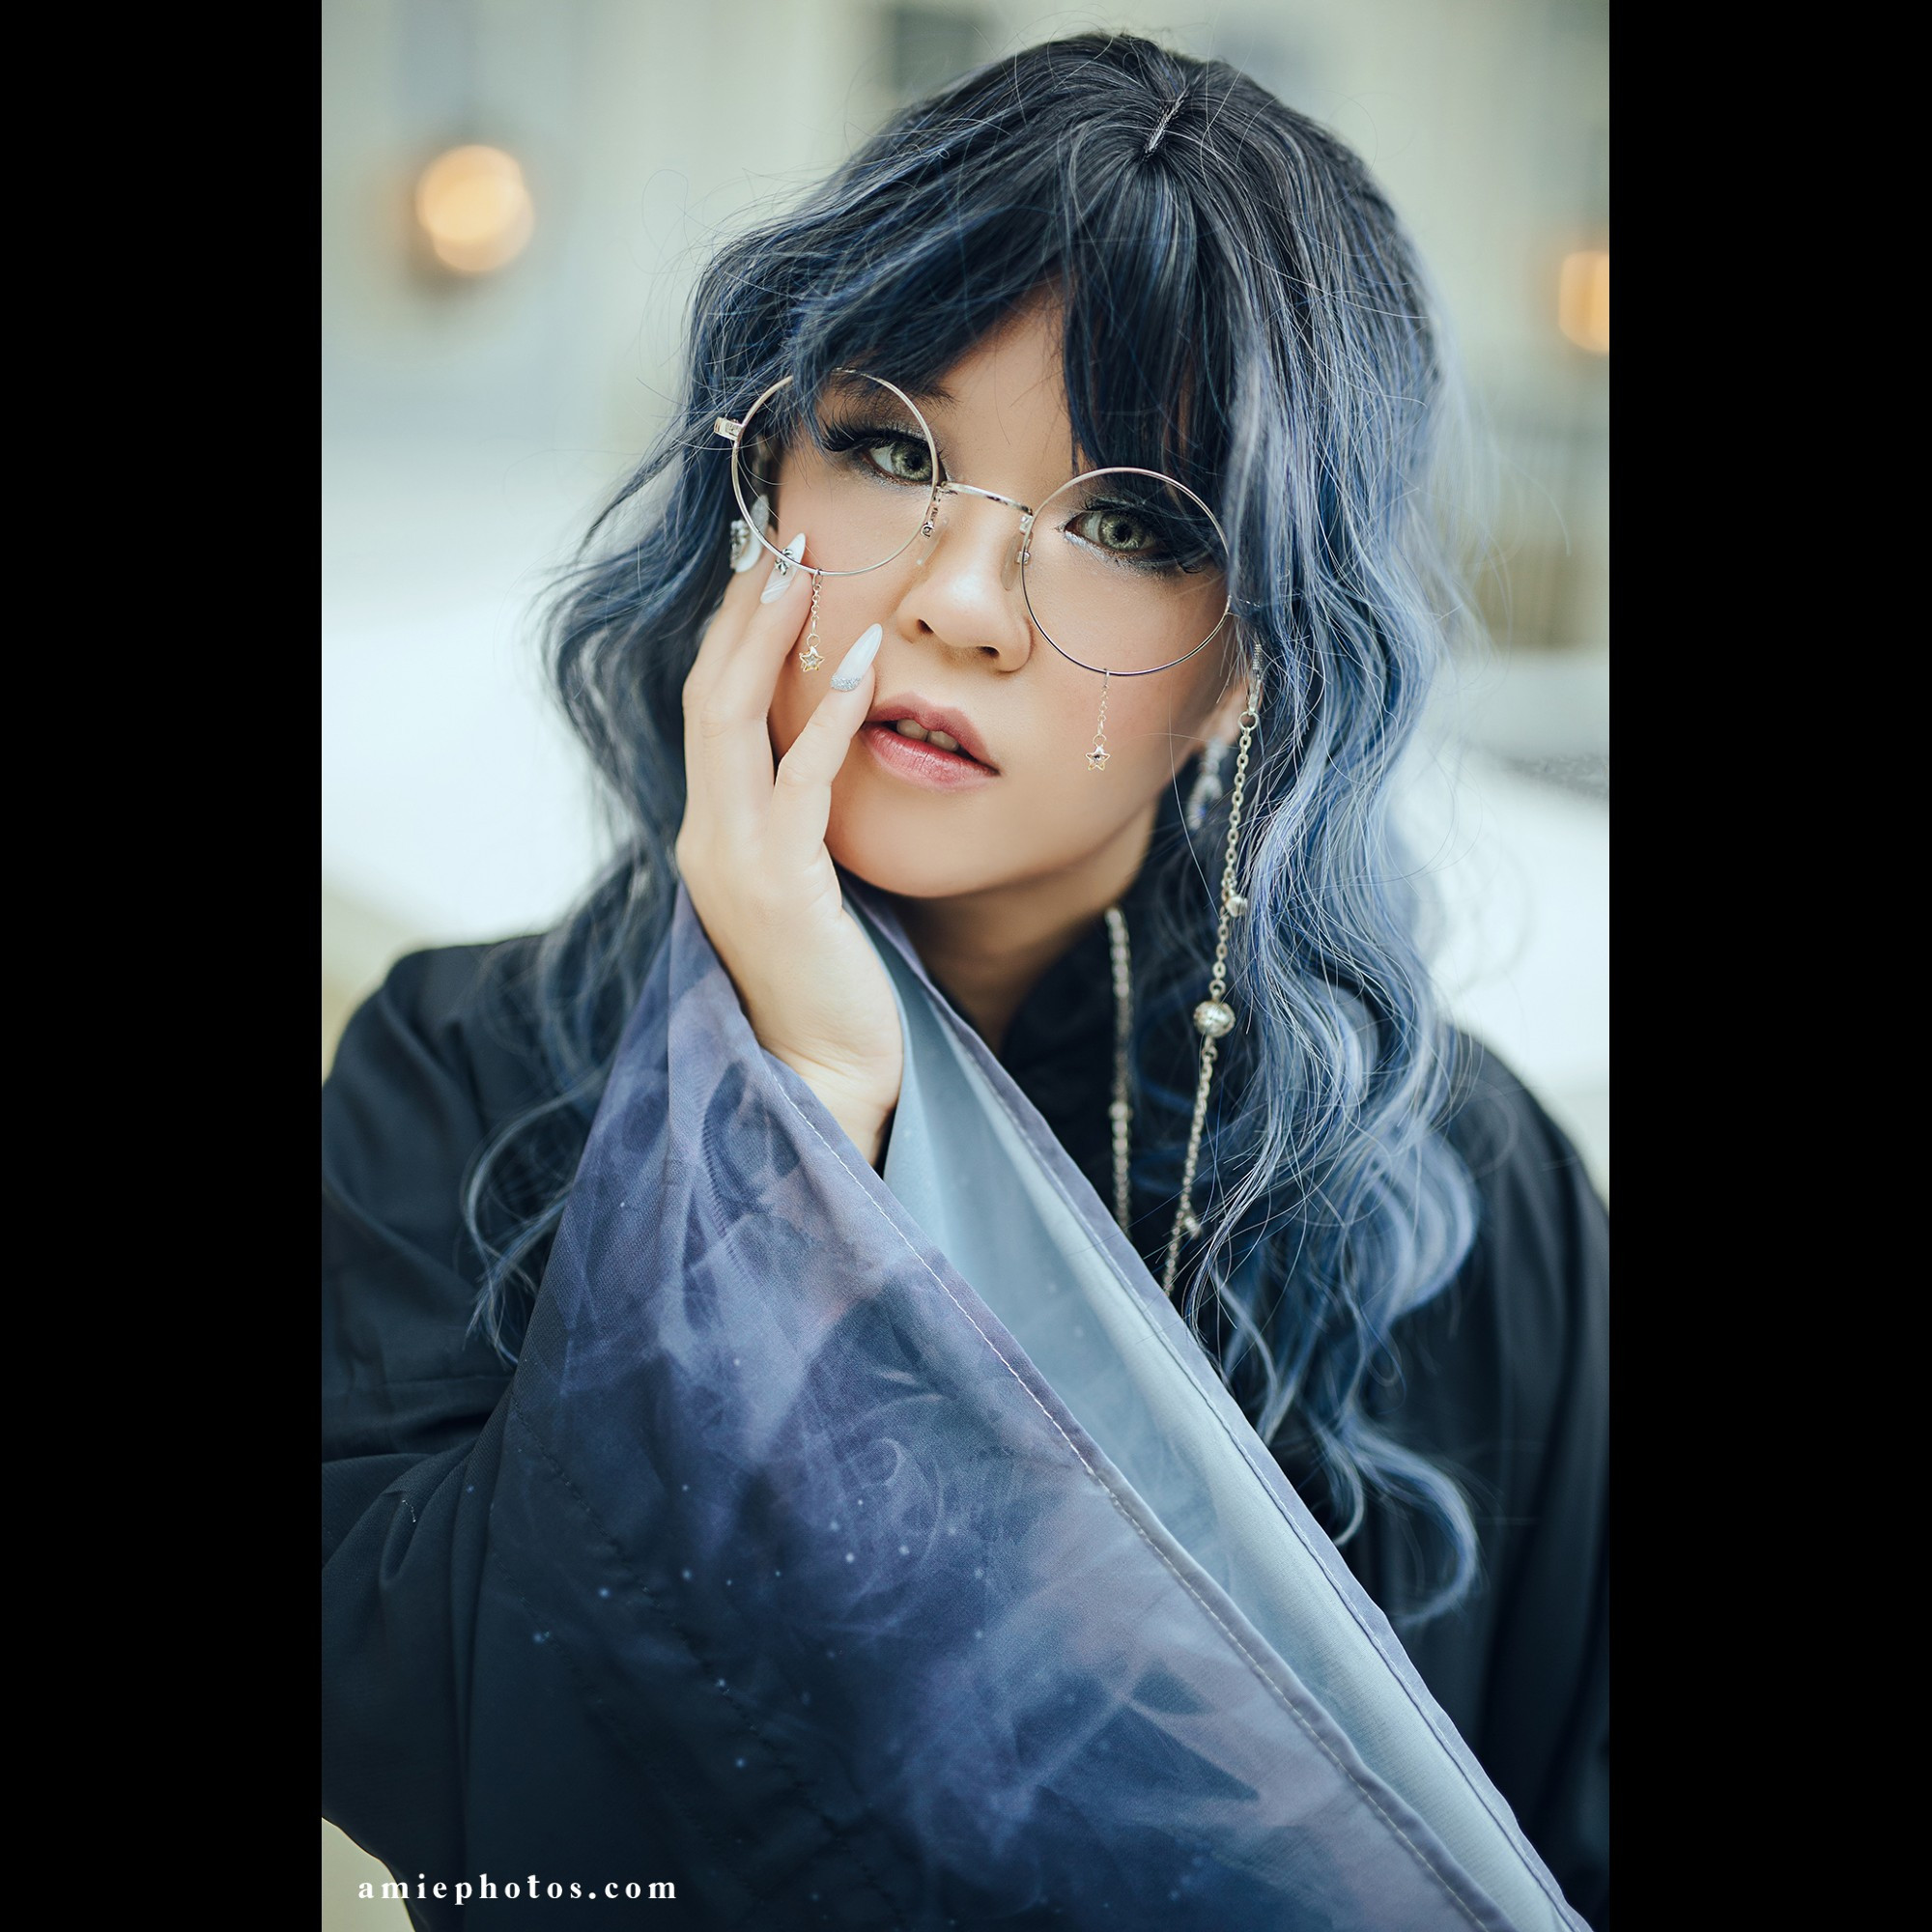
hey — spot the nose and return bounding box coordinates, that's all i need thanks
[890,490,1035,668]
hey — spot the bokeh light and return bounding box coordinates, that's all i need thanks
[413,145,534,275]
[1557,249,1609,355]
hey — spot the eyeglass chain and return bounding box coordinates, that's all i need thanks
[1102,689,1260,1297]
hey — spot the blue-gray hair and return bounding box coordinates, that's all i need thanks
[464,32,1486,1621]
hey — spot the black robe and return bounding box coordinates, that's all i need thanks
[324,901,1608,1928]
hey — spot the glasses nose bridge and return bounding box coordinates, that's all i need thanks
[930,479,1037,576]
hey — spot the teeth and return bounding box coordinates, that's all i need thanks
[886,718,975,759]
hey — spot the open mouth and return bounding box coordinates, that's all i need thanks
[859,713,999,790]
[879,717,980,760]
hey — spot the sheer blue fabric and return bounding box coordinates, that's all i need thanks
[493,881,1585,1927]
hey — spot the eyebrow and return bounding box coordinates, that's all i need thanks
[894,379,955,411]
[824,373,955,416]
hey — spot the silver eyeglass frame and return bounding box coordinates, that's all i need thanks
[715,370,1235,680]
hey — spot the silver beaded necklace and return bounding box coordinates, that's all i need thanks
[1099,689,1261,1298]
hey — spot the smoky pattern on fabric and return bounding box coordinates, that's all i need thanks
[474,883,1578,1929]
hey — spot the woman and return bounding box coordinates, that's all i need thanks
[324,34,1606,1930]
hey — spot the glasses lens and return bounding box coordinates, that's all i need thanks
[1022,469,1230,675]
[733,373,936,576]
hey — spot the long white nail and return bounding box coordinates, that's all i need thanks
[829,623,883,691]
[761,532,807,603]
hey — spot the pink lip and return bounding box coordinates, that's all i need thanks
[866,695,999,772]
[860,723,1000,792]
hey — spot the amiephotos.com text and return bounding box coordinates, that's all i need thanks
[356,1874,674,1905]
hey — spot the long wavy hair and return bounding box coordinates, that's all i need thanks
[463,33,1487,1620]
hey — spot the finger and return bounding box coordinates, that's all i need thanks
[684,533,812,842]
[768,623,883,871]
[701,532,813,725]
[684,527,803,704]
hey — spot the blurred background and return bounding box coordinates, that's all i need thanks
[323,2,1605,1912]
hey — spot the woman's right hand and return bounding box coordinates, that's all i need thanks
[674,532,904,1168]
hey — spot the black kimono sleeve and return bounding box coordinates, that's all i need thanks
[1458,1071,1608,1929]
[322,946,525,1901]
[1343,1048,1610,1927]
[327,943,728,1931]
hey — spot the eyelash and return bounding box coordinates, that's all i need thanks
[818,419,936,482]
[1067,504,1206,579]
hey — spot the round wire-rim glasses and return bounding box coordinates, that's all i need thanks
[715,370,1235,679]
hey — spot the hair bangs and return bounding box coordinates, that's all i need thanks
[779,83,1228,502]
[1058,160,1225,497]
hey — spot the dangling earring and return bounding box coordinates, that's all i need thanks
[1161,682,1260,1299]
[798,573,824,671]
[1087,670,1112,772]
[1185,737,1231,830]
[727,493,769,574]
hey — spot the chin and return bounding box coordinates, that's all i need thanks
[826,820,998,901]
[823,784,1018,901]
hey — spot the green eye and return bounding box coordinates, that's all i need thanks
[1073,507,1160,557]
[863,437,934,485]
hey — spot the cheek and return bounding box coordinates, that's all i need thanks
[1103,671,1215,768]
[812,574,898,672]
[765,574,902,758]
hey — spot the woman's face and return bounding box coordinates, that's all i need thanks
[765,300,1246,903]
